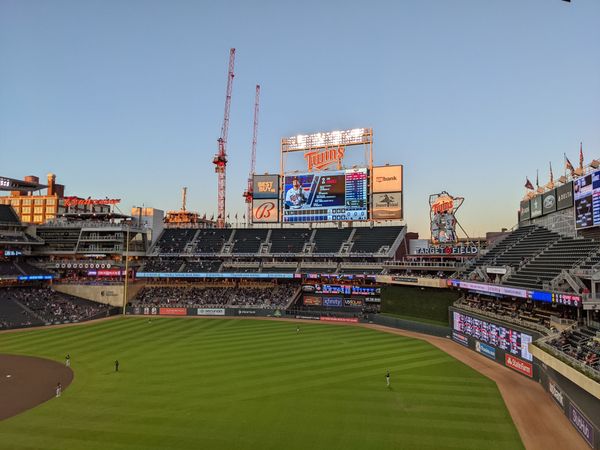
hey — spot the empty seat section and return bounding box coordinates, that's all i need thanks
[312,229,351,253]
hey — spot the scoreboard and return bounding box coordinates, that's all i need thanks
[575,170,600,229]
[453,311,533,361]
[283,168,368,222]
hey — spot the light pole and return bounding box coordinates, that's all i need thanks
[122,224,130,316]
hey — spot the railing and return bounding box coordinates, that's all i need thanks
[535,339,600,383]
[384,261,459,268]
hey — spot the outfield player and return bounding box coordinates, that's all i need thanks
[65,354,70,367]
[386,370,390,387]
[56,382,62,398]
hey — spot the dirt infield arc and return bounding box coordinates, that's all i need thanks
[0,354,73,421]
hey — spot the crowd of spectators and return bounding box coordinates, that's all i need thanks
[547,326,600,375]
[133,285,296,309]
[1,287,109,327]
[455,294,574,332]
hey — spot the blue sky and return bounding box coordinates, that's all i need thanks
[1,0,599,236]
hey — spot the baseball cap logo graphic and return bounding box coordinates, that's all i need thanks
[255,201,275,219]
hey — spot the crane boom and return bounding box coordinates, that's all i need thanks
[213,48,235,228]
[244,85,260,225]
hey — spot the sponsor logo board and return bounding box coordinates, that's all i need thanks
[542,189,557,215]
[505,354,533,378]
[159,307,187,316]
[252,174,280,199]
[548,380,564,408]
[197,308,225,316]
[252,199,279,223]
[372,166,403,193]
[372,192,402,220]
[319,316,359,323]
[569,404,595,447]
[452,331,469,347]
[475,341,496,359]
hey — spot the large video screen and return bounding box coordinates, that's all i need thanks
[283,168,367,222]
[453,311,533,361]
[575,170,600,229]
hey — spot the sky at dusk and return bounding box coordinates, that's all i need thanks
[1,0,599,236]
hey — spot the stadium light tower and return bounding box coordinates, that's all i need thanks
[243,84,261,226]
[213,48,236,229]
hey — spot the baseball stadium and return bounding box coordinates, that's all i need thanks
[2,3,600,449]
[2,120,599,449]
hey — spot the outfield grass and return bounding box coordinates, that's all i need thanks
[0,317,523,450]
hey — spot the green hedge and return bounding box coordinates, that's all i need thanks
[380,285,459,325]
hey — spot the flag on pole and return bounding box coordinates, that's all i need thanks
[565,154,575,172]
[525,178,534,190]
[579,142,584,170]
[549,162,554,184]
[536,170,539,188]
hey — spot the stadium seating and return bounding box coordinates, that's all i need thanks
[506,236,599,289]
[312,228,352,253]
[0,205,20,224]
[154,229,197,254]
[133,285,295,309]
[350,226,403,253]
[467,225,536,270]
[231,229,269,253]
[182,260,222,272]
[142,258,184,272]
[0,287,109,329]
[190,229,231,253]
[269,229,311,253]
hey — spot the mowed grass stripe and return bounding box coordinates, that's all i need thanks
[0,318,523,450]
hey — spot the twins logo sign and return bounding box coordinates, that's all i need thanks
[252,199,278,223]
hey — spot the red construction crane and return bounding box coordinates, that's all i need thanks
[243,84,260,225]
[213,48,236,228]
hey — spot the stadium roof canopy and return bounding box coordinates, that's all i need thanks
[0,176,46,192]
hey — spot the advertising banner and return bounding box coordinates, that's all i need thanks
[252,174,280,199]
[530,195,543,218]
[377,275,446,288]
[372,192,403,220]
[520,199,531,221]
[569,404,595,448]
[475,341,496,360]
[452,331,469,347]
[159,307,187,316]
[319,316,359,323]
[252,199,279,223]
[372,165,403,193]
[542,189,557,215]
[548,380,565,409]
[429,191,464,244]
[343,298,363,307]
[504,354,533,378]
[303,296,322,306]
[322,297,343,307]
[196,308,225,316]
[556,181,574,211]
